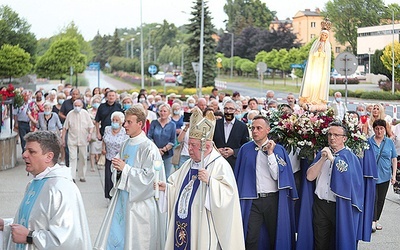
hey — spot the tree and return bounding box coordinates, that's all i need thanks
[380,41,400,83]
[0,44,32,81]
[109,29,123,57]
[229,24,298,60]
[223,0,275,35]
[240,60,255,76]
[55,22,93,62]
[371,49,391,79]
[35,38,87,82]
[183,0,216,88]
[324,0,386,54]
[0,5,37,61]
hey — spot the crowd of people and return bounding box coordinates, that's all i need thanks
[0,83,399,249]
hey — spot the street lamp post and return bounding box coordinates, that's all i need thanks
[148,25,161,63]
[130,38,135,59]
[140,0,144,89]
[177,40,185,74]
[391,8,395,94]
[368,48,372,74]
[198,0,205,97]
[224,31,234,79]
[123,32,129,58]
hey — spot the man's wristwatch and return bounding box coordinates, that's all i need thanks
[26,230,34,244]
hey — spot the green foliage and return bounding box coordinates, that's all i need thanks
[329,78,360,84]
[108,56,140,73]
[0,5,37,60]
[183,0,217,88]
[240,60,255,75]
[330,88,400,100]
[55,22,93,61]
[0,44,32,79]
[324,0,386,54]
[371,49,391,79]
[223,0,275,34]
[35,38,87,81]
[380,41,400,83]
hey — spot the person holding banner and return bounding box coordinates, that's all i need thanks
[156,107,245,250]
[94,104,166,250]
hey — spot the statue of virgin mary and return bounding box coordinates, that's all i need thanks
[299,18,332,111]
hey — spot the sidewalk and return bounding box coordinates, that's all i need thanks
[1,147,400,248]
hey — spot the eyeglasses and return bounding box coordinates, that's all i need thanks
[223,107,235,112]
[327,133,346,138]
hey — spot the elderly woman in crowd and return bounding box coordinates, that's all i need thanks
[47,90,58,106]
[368,119,397,232]
[171,102,183,137]
[121,95,133,111]
[148,103,176,178]
[36,102,62,134]
[52,93,66,119]
[102,111,129,200]
[88,95,103,172]
[184,96,196,112]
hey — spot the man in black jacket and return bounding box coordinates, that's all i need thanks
[213,99,249,169]
[95,90,123,140]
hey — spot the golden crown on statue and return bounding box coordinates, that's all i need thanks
[321,18,332,31]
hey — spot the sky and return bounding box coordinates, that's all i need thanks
[1,0,397,41]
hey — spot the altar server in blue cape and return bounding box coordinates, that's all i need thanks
[358,141,377,242]
[94,104,166,250]
[0,131,92,249]
[297,122,364,250]
[235,115,298,250]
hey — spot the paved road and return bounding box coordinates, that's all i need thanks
[84,70,134,91]
[1,148,400,248]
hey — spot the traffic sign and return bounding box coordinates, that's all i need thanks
[89,62,100,70]
[216,57,222,63]
[290,64,304,69]
[192,62,199,75]
[334,52,358,76]
[257,62,267,73]
[148,65,157,75]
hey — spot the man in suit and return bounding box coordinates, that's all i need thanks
[213,99,249,169]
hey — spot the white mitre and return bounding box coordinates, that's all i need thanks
[188,107,215,141]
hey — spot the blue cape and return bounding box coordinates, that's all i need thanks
[296,148,365,250]
[234,141,298,250]
[359,143,377,242]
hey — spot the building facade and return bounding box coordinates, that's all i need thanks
[291,8,347,57]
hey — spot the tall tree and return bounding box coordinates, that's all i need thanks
[228,23,298,60]
[35,38,86,81]
[380,41,400,83]
[55,22,93,62]
[183,0,216,88]
[0,5,37,61]
[223,0,275,35]
[371,49,391,79]
[109,29,123,57]
[324,0,386,54]
[0,44,32,81]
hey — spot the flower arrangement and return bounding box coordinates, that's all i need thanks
[269,108,369,161]
[342,112,370,157]
[0,84,23,108]
[269,109,335,161]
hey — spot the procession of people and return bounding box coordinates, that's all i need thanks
[0,21,397,248]
[0,81,397,249]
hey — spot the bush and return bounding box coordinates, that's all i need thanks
[378,80,400,92]
[330,77,359,84]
